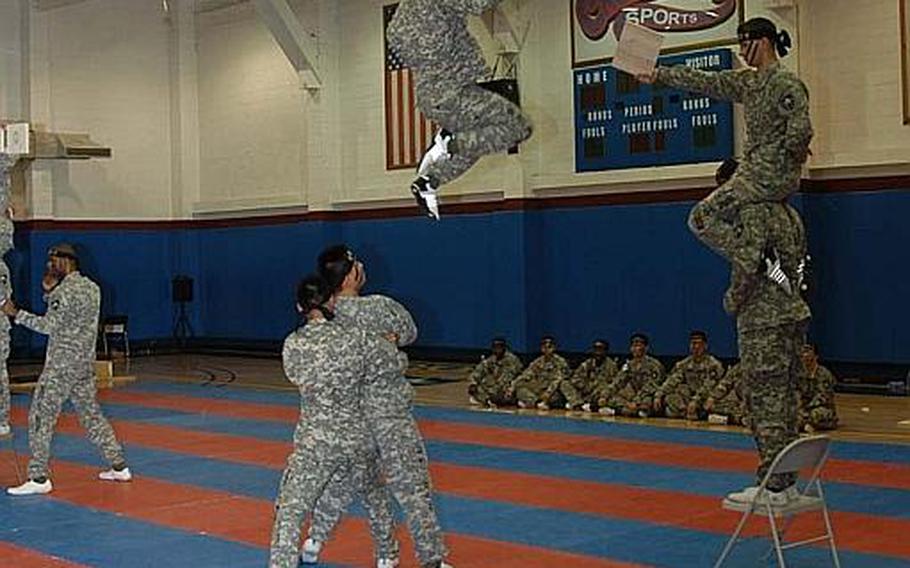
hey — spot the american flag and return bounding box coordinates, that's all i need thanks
[384,3,435,170]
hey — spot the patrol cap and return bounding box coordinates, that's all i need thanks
[737,17,791,56]
[592,339,609,349]
[540,335,556,344]
[630,332,649,345]
[690,330,708,342]
[48,242,78,261]
[491,336,507,346]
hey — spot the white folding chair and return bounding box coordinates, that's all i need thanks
[714,435,841,568]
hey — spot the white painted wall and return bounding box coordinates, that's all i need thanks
[800,0,910,172]
[1,0,906,219]
[28,0,175,219]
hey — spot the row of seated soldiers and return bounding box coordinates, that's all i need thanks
[467,331,839,432]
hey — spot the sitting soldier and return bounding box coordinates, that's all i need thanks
[561,339,618,411]
[652,330,725,420]
[704,362,748,426]
[598,333,665,417]
[510,336,570,410]
[468,337,523,408]
[798,344,839,432]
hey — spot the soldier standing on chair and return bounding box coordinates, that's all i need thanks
[2,243,131,495]
[721,201,811,507]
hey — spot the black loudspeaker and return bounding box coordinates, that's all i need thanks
[172,276,194,303]
[477,78,521,154]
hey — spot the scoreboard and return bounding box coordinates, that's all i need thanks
[573,48,735,172]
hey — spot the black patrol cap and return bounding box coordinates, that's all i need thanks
[630,332,649,345]
[690,330,708,342]
[48,242,78,262]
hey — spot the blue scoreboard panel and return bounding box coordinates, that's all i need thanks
[574,48,734,172]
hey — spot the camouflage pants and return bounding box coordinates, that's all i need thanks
[739,321,807,491]
[372,414,446,566]
[27,368,125,479]
[419,82,532,187]
[306,448,398,561]
[270,443,387,568]
[560,380,601,408]
[712,390,747,425]
[515,382,564,408]
[469,381,515,406]
[0,330,9,426]
[663,387,701,419]
[688,175,797,268]
[800,406,838,431]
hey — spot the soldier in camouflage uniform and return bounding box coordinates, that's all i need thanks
[721,201,811,505]
[510,336,571,410]
[468,337,522,407]
[0,154,16,436]
[387,0,533,219]
[3,243,130,496]
[704,362,749,426]
[646,18,812,267]
[652,331,725,420]
[298,246,451,568]
[797,344,839,432]
[269,275,398,568]
[561,339,618,411]
[597,333,665,417]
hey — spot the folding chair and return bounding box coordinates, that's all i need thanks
[101,314,130,368]
[714,435,841,568]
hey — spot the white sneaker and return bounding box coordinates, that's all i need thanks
[417,130,452,177]
[0,423,10,436]
[637,410,649,418]
[377,557,400,568]
[423,190,440,220]
[7,479,53,496]
[581,403,592,412]
[536,401,549,410]
[410,176,440,220]
[726,486,759,503]
[517,401,530,409]
[564,403,573,410]
[728,485,798,506]
[98,467,132,482]
[300,538,322,564]
[707,413,729,425]
[468,396,481,406]
[598,407,616,416]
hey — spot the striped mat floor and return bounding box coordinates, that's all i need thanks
[2,379,909,567]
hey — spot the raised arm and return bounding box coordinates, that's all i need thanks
[656,66,751,103]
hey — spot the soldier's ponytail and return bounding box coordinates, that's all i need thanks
[775,30,792,57]
[295,274,335,323]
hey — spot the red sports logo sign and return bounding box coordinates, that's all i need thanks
[571,0,743,67]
